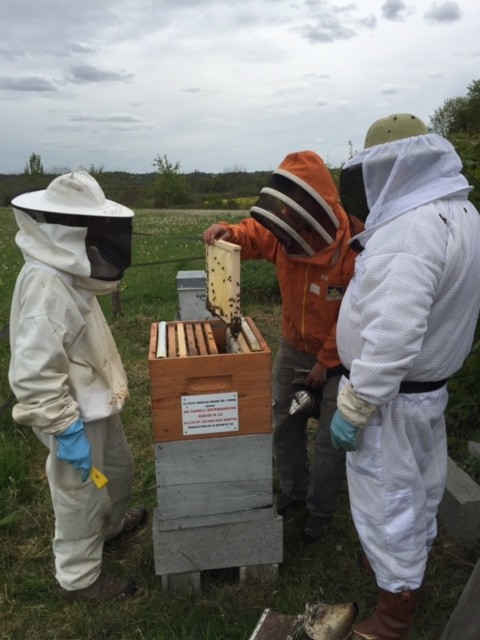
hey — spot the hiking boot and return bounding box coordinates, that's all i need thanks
[122,506,147,533]
[106,506,148,543]
[60,572,137,603]
[276,493,306,516]
[302,514,331,543]
[351,588,419,639]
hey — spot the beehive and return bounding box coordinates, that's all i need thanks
[148,317,271,442]
[149,242,283,591]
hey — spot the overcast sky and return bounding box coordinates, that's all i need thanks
[1,0,479,175]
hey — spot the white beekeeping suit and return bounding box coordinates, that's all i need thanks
[8,171,143,602]
[334,126,480,639]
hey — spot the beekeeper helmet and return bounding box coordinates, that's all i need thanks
[250,150,341,257]
[339,113,428,222]
[364,113,428,148]
[11,170,134,280]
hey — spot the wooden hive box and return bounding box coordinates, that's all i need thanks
[148,316,271,443]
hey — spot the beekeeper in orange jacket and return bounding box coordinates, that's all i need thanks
[203,150,362,542]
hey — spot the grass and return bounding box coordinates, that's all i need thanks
[1,208,479,639]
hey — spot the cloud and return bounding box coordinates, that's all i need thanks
[299,19,356,44]
[68,43,97,54]
[380,84,403,95]
[298,3,376,44]
[381,0,410,22]
[70,113,146,123]
[0,47,23,62]
[0,76,57,92]
[358,15,377,29]
[424,1,463,24]
[65,64,133,84]
[66,112,160,131]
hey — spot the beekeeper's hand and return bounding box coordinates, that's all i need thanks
[330,410,359,451]
[305,362,326,389]
[203,224,231,245]
[55,419,92,482]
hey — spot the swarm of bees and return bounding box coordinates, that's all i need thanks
[206,250,242,338]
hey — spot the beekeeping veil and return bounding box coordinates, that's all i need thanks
[338,122,471,243]
[11,170,134,281]
[339,113,430,223]
[250,150,342,257]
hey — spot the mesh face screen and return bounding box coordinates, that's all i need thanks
[261,173,338,239]
[85,217,132,280]
[250,172,338,255]
[339,164,369,222]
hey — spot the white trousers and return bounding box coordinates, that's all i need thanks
[35,415,134,590]
[345,381,448,592]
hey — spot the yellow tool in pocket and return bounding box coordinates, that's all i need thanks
[90,466,109,489]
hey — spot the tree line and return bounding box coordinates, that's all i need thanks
[3,79,480,211]
[1,160,272,211]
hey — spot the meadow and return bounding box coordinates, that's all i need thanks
[0,207,478,640]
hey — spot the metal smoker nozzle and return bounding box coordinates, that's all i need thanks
[289,390,316,415]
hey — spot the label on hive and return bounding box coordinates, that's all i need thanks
[181,392,239,435]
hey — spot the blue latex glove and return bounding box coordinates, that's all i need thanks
[330,410,360,452]
[55,419,92,482]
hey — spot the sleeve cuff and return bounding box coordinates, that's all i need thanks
[337,382,377,427]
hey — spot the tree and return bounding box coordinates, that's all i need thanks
[429,79,480,210]
[23,152,44,176]
[430,79,480,137]
[152,154,190,208]
[88,163,105,177]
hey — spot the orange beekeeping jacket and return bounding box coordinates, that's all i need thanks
[219,210,361,370]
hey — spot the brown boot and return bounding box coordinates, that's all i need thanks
[105,506,147,543]
[351,588,419,640]
[60,572,137,603]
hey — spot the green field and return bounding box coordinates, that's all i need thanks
[0,208,478,640]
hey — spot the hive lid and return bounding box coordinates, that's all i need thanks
[205,239,242,337]
[175,270,206,289]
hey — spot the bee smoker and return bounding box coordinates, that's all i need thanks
[288,368,323,416]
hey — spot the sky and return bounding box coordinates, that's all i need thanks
[1,0,479,175]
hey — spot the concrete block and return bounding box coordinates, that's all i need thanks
[161,571,201,596]
[240,564,279,583]
[467,440,480,461]
[152,507,283,576]
[438,457,480,545]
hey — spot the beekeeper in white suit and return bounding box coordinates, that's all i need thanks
[8,170,146,603]
[331,114,480,639]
